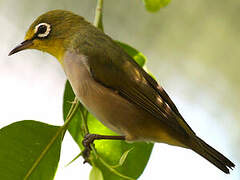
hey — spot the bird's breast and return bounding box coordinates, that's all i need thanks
[62,51,139,135]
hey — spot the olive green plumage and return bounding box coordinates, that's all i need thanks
[9,10,235,174]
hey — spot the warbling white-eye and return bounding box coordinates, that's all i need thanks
[9,10,235,173]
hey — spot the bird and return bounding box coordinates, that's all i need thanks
[9,10,235,174]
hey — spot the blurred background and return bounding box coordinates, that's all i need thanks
[0,0,239,179]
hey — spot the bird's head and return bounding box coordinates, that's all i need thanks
[9,10,86,63]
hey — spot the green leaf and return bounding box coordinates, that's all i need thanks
[143,0,171,12]
[63,42,154,180]
[0,120,62,180]
[90,166,104,180]
[116,41,146,67]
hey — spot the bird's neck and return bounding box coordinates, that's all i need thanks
[48,39,66,64]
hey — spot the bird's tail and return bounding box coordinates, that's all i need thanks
[190,136,235,174]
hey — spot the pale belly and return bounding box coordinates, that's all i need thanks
[73,78,168,142]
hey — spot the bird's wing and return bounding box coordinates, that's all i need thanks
[139,66,196,135]
[87,47,195,137]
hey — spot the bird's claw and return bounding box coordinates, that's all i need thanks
[82,133,97,163]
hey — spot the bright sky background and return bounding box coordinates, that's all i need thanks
[0,1,239,179]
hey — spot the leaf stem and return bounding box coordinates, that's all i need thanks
[62,97,80,131]
[91,145,135,180]
[24,98,79,179]
[94,0,104,31]
[79,107,89,135]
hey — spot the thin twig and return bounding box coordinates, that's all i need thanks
[94,0,104,31]
[24,97,79,179]
[79,107,89,135]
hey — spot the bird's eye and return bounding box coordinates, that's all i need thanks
[37,25,47,34]
[34,23,51,38]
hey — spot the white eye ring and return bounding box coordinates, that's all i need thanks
[34,23,51,38]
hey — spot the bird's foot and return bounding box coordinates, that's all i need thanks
[82,133,97,163]
[82,133,126,163]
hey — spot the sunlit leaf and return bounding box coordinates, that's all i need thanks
[0,120,62,180]
[90,166,104,180]
[116,41,146,67]
[143,0,170,12]
[63,42,154,179]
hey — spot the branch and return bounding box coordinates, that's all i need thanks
[94,0,104,31]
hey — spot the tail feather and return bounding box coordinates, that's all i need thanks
[191,136,235,174]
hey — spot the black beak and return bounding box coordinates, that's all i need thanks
[8,39,33,56]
